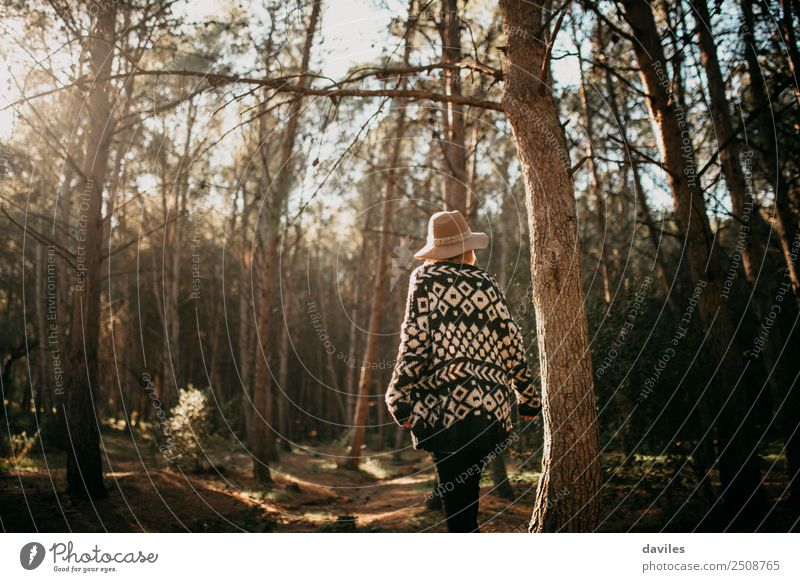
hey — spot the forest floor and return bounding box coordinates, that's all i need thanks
[0,428,534,533]
[1,427,797,532]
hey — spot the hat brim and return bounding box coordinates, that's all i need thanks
[413,232,489,260]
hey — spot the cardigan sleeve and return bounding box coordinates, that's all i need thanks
[506,316,542,417]
[385,268,430,427]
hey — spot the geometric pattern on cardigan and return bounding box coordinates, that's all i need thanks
[385,261,541,448]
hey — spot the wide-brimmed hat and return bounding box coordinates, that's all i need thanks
[413,210,489,260]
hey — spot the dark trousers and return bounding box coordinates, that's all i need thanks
[431,448,488,533]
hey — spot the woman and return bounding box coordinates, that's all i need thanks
[385,209,541,533]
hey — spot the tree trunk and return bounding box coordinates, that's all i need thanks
[345,109,409,469]
[35,242,51,427]
[250,0,321,484]
[691,0,767,285]
[499,0,601,532]
[693,0,800,504]
[574,22,612,304]
[779,0,800,107]
[64,1,116,499]
[237,185,254,438]
[439,0,468,215]
[596,26,676,308]
[620,0,767,523]
[344,3,416,469]
[741,0,800,503]
[741,0,800,301]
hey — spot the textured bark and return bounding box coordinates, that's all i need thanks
[620,0,767,522]
[499,0,601,532]
[64,2,116,499]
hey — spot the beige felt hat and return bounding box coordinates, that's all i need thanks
[413,210,489,260]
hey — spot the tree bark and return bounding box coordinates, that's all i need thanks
[251,1,321,484]
[344,1,416,469]
[499,0,601,532]
[64,1,116,499]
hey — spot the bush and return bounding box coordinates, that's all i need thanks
[161,385,212,472]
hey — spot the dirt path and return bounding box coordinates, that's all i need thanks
[0,432,537,533]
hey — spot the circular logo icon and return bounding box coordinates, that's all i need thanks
[20,542,46,570]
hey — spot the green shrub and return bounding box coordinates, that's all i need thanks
[162,385,212,472]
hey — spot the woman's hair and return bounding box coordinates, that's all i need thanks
[425,249,476,265]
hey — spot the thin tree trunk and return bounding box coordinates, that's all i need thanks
[34,242,50,425]
[620,0,767,523]
[251,1,321,484]
[345,109,409,470]
[345,3,416,469]
[237,185,254,438]
[691,0,768,284]
[439,0,468,215]
[345,231,368,411]
[741,0,800,301]
[779,0,800,107]
[574,22,612,304]
[597,25,675,308]
[499,1,601,532]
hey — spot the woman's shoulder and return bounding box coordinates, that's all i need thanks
[414,261,500,288]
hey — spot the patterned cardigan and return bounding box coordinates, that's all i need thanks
[385,261,541,452]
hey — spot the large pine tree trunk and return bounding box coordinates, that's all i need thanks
[620,0,767,523]
[499,0,601,532]
[64,1,116,499]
